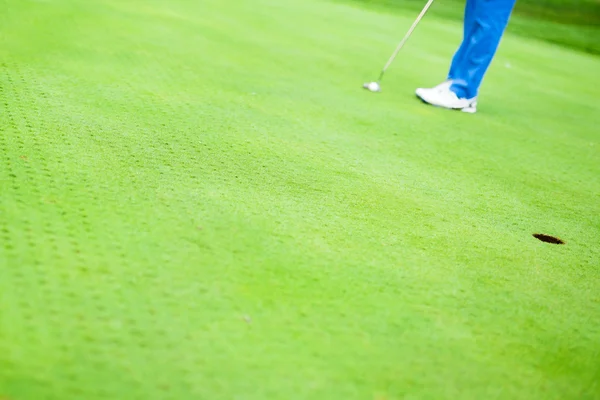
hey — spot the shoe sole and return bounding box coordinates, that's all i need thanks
[416,94,477,114]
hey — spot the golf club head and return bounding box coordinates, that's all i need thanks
[363,82,381,93]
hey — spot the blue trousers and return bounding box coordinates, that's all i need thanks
[448,0,517,99]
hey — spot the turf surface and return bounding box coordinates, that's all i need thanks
[1,0,600,399]
[351,0,600,54]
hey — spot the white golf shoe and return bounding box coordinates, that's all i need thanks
[416,82,477,113]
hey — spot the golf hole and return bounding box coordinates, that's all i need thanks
[533,233,565,245]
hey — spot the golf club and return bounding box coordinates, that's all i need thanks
[363,0,435,92]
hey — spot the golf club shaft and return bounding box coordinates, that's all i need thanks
[378,0,435,82]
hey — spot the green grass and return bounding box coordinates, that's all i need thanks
[1,0,600,399]
[347,0,600,54]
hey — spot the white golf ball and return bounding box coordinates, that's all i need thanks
[368,82,380,92]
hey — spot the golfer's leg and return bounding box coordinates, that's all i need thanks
[450,0,517,99]
[448,0,477,80]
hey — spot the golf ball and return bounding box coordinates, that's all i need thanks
[368,82,380,92]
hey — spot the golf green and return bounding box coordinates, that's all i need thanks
[1,0,599,399]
